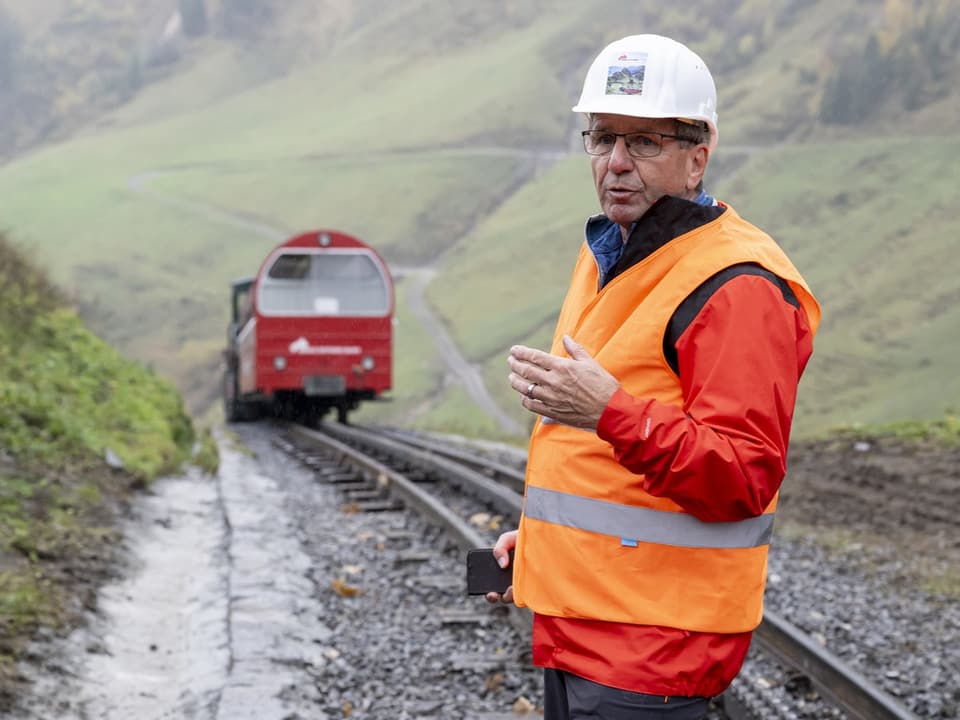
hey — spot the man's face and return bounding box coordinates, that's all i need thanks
[589,114,706,230]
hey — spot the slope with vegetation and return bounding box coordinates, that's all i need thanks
[0,0,298,159]
[0,0,956,438]
[0,232,210,708]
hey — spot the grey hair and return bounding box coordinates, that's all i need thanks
[674,120,710,193]
[674,119,710,147]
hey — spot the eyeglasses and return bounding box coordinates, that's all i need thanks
[581,130,685,159]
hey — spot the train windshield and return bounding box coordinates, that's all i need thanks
[259,250,390,316]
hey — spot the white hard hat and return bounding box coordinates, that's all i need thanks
[572,34,719,151]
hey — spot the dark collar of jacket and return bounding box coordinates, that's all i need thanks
[586,195,726,290]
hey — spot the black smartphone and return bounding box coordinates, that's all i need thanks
[465,547,514,595]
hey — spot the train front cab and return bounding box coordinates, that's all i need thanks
[224,231,393,424]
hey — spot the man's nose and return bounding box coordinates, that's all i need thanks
[608,137,635,173]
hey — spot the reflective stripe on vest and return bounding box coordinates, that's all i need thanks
[524,485,774,549]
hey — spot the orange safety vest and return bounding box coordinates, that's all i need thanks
[513,205,820,634]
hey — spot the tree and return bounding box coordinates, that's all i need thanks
[0,6,21,92]
[819,34,891,125]
[123,49,142,101]
[180,0,208,38]
[221,0,272,39]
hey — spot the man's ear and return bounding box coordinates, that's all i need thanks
[686,145,709,191]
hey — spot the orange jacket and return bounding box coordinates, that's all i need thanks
[514,204,820,634]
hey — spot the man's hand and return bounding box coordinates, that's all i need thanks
[485,530,517,605]
[508,335,620,430]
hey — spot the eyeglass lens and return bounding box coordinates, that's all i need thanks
[583,132,663,158]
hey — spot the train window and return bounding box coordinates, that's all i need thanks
[259,251,390,316]
[236,287,253,326]
[267,254,311,280]
[230,278,255,328]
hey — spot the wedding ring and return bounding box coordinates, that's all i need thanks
[525,382,537,398]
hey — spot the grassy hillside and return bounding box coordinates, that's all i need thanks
[716,137,960,434]
[0,0,957,438]
[0,232,201,697]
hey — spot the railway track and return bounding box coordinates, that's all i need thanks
[369,427,924,720]
[274,420,919,720]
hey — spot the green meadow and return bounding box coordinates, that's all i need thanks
[715,138,960,434]
[1,0,957,439]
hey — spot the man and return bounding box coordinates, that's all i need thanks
[486,34,820,719]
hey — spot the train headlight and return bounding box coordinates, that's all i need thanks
[361,356,376,371]
[273,355,287,371]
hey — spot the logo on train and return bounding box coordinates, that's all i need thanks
[288,337,362,355]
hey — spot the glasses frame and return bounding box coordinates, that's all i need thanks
[580,130,687,159]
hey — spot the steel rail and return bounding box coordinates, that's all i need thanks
[373,426,527,493]
[287,422,533,635]
[311,421,524,520]
[289,422,486,550]
[754,609,917,720]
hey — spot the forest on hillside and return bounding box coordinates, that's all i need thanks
[0,0,274,158]
[818,0,959,124]
[0,0,958,161]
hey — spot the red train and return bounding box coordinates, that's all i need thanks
[222,229,394,423]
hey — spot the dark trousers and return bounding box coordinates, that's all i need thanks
[544,669,710,720]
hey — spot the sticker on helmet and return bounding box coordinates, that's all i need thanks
[606,52,647,96]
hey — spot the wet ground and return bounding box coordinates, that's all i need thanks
[6,424,958,719]
[11,429,328,719]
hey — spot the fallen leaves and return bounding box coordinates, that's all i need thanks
[469,512,504,531]
[513,696,536,714]
[485,671,505,692]
[331,577,363,597]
